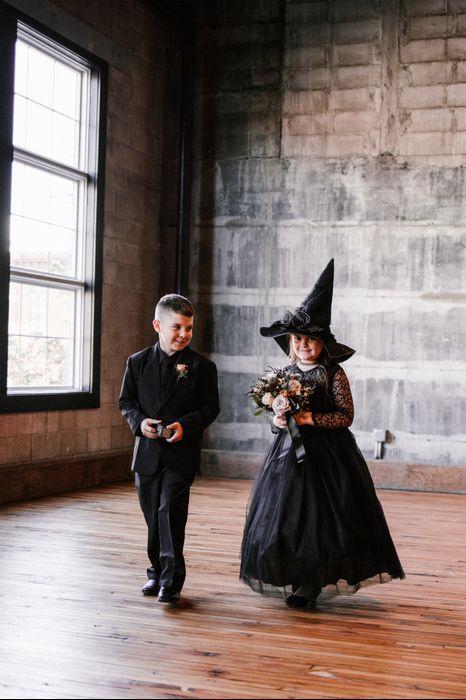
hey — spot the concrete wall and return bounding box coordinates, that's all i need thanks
[0,0,181,498]
[191,0,466,478]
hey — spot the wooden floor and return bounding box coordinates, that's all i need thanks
[1,479,466,699]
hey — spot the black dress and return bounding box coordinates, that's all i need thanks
[240,363,405,598]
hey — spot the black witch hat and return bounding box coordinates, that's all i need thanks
[260,259,355,362]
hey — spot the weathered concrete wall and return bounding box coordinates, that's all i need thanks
[191,0,466,476]
[0,0,181,485]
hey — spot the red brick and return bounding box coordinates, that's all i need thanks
[400,85,446,108]
[45,413,60,433]
[408,15,449,40]
[100,403,124,427]
[31,433,60,461]
[106,165,129,192]
[0,435,32,465]
[109,67,133,101]
[405,107,453,131]
[31,413,47,434]
[88,427,112,453]
[446,83,466,104]
[0,415,20,438]
[335,20,380,44]
[111,425,133,449]
[108,143,152,176]
[104,238,140,266]
[58,430,88,456]
[75,409,101,430]
[400,38,446,62]
[56,412,78,430]
[100,380,116,404]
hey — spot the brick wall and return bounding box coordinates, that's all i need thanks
[0,0,181,491]
[191,0,466,479]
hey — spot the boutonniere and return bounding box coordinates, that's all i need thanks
[176,363,189,380]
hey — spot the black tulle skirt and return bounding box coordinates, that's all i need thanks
[240,427,405,598]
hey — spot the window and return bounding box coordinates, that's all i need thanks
[0,2,107,412]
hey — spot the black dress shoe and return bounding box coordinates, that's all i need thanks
[286,594,309,608]
[157,586,180,603]
[142,579,160,596]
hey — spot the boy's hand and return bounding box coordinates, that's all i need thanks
[165,422,184,443]
[141,418,161,438]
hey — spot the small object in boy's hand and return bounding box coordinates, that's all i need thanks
[156,424,175,439]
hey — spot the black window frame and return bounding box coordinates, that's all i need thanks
[0,0,107,414]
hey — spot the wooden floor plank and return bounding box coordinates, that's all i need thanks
[1,478,466,699]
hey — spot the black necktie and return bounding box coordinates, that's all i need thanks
[160,355,173,397]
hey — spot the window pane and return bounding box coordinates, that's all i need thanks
[14,40,28,96]
[13,40,82,168]
[27,46,54,108]
[10,162,78,277]
[5,25,101,402]
[8,282,77,389]
[52,111,78,166]
[20,283,47,337]
[53,62,79,118]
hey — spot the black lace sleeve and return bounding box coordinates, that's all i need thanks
[313,367,354,429]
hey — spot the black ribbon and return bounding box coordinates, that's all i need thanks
[286,413,306,463]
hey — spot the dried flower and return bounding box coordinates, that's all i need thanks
[272,394,291,415]
[176,363,188,380]
[262,392,274,406]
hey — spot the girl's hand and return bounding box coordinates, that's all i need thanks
[293,411,314,426]
[272,414,287,429]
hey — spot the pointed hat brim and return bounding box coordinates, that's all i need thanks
[259,258,355,362]
[259,326,355,362]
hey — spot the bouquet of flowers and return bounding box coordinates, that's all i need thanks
[248,367,317,417]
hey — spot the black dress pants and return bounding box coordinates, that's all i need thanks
[135,463,194,592]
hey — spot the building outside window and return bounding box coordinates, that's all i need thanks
[0,2,107,413]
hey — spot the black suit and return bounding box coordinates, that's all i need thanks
[119,343,220,591]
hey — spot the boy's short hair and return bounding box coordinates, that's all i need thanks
[154,294,194,320]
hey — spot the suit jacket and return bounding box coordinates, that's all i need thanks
[119,343,220,476]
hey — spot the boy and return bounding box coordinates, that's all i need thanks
[119,294,220,603]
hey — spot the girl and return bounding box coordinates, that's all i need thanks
[240,260,405,607]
